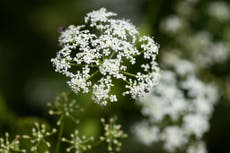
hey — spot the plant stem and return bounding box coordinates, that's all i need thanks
[109,51,116,59]
[121,71,137,78]
[87,70,99,81]
[55,119,65,153]
[123,79,131,85]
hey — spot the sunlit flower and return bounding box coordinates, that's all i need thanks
[51,8,160,105]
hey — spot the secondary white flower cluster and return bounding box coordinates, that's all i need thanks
[0,133,26,153]
[51,8,160,105]
[133,61,219,153]
[180,31,230,67]
[23,122,56,153]
[100,117,127,152]
[48,92,83,125]
[207,1,230,22]
[62,130,94,153]
[160,1,230,68]
[160,15,186,35]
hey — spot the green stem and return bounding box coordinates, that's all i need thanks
[109,51,116,59]
[55,119,65,153]
[87,70,99,81]
[133,50,145,57]
[70,63,97,67]
[123,79,131,85]
[121,71,137,78]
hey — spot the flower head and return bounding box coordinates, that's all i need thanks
[0,133,26,153]
[133,60,219,153]
[23,122,56,153]
[100,117,127,152]
[51,8,160,105]
[48,92,83,125]
[62,130,94,153]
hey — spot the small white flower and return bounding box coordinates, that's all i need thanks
[207,1,230,22]
[99,59,126,79]
[160,15,185,35]
[62,130,94,153]
[133,121,159,146]
[91,76,118,106]
[161,126,188,152]
[0,133,26,153]
[67,66,91,94]
[182,114,209,139]
[187,141,207,153]
[140,36,159,60]
[124,66,160,99]
[85,8,116,30]
[23,123,56,153]
[100,117,127,152]
[180,31,230,67]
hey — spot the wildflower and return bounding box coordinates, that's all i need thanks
[132,121,159,146]
[207,1,230,22]
[100,117,127,152]
[161,126,188,152]
[133,59,219,152]
[187,141,207,153]
[23,122,56,153]
[0,133,26,153]
[48,92,83,125]
[92,76,116,105]
[160,15,185,35]
[139,71,186,122]
[62,130,94,153]
[51,8,160,105]
[182,31,230,67]
[182,114,209,139]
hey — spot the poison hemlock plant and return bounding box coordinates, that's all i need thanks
[1,8,160,153]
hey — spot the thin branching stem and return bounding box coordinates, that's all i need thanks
[55,117,65,153]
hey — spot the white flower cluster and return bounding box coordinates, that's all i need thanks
[181,31,230,67]
[51,8,160,105]
[160,15,185,35]
[207,1,230,22]
[100,117,127,152]
[133,63,219,153]
[23,122,56,153]
[160,1,230,68]
[48,92,83,125]
[187,141,207,153]
[0,133,26,153]
[62,130,94,153]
